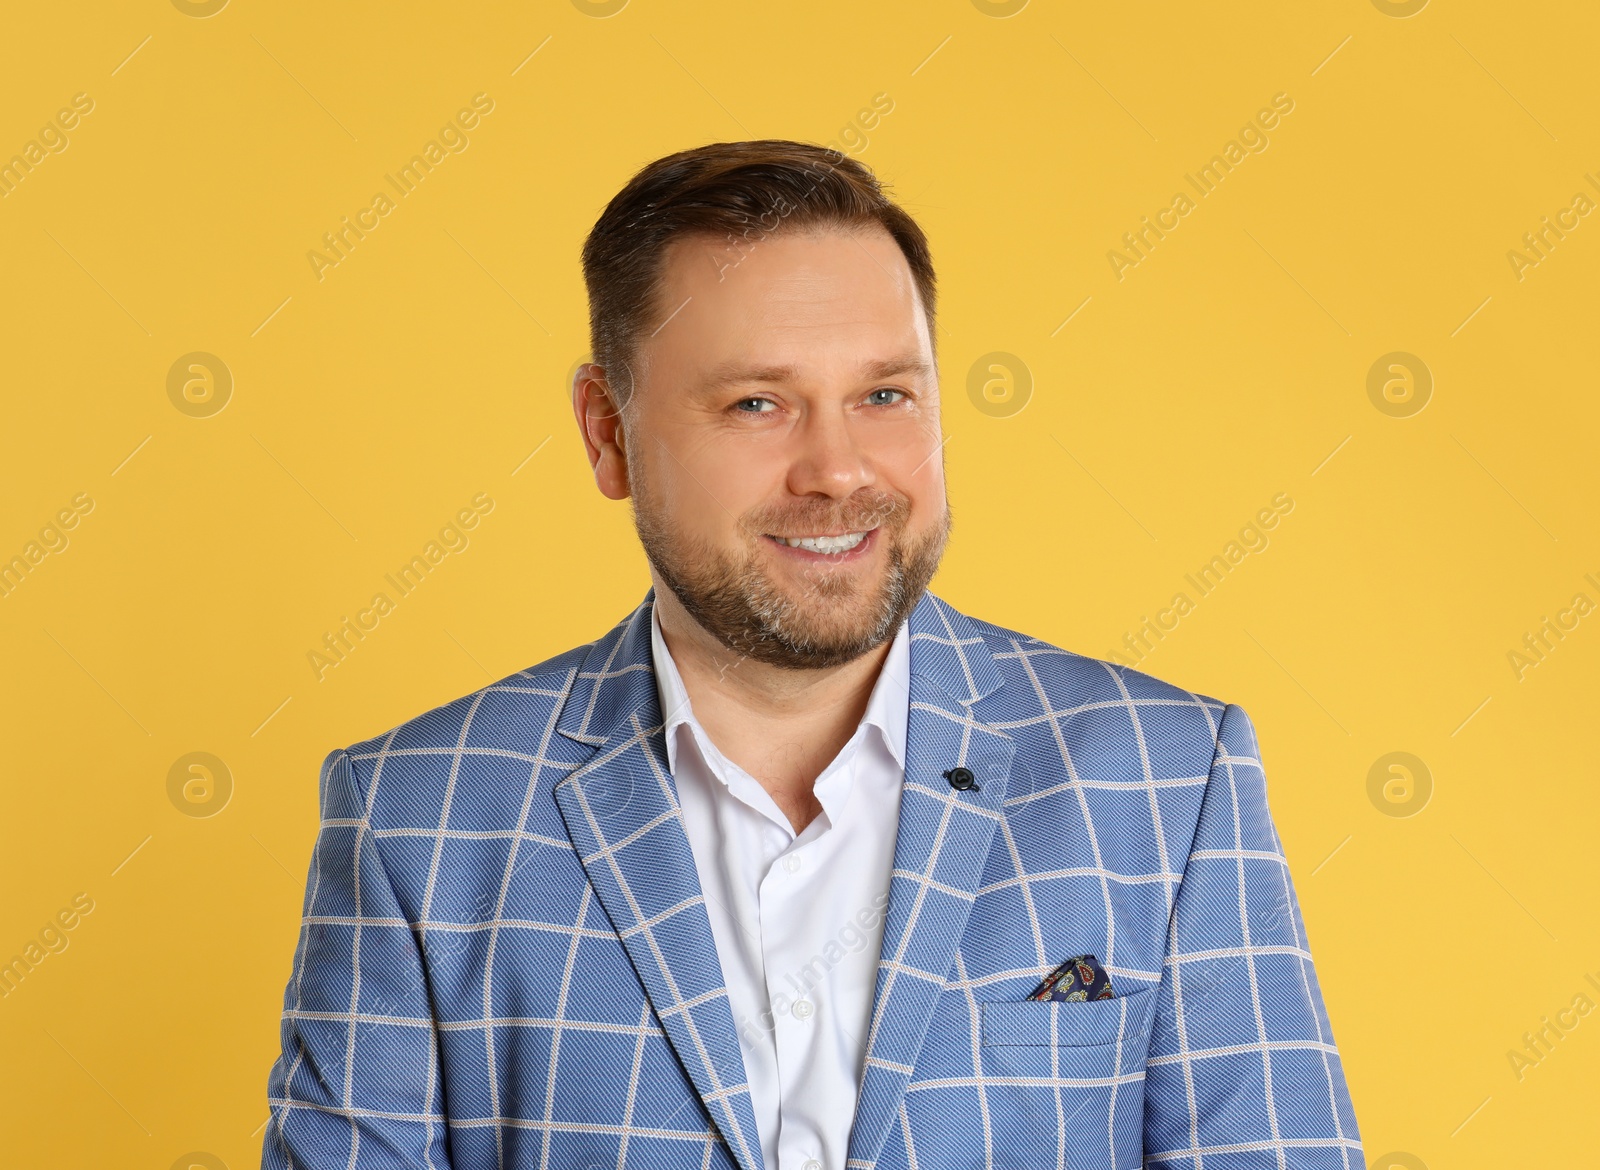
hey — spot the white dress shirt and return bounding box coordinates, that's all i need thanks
[650,605,909,1170]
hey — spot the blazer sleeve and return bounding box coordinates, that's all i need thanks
[1141,703,1362,1167]
[262,749,453,1169]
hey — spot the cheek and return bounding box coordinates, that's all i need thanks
[648,432,775,531]
[880,420,947,494]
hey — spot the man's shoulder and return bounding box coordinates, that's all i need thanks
[342,638,595,763]
[946,602,1230,743]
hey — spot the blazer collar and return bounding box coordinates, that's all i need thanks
[551,587,1013,1170]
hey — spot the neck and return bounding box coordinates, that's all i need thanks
[649,576,898,833]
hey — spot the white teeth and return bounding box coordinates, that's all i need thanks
[778,531,868,554]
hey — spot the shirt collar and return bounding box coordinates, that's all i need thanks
[649,601,910,778]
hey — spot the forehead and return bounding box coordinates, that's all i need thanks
[642,224,931,376]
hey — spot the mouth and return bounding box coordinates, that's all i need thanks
[764,528,876,557]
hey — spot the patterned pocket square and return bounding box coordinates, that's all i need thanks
[1026,953,1115,1002]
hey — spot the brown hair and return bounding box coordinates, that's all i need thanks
[580,139,936,408]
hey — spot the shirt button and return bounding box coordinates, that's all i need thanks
[791,998,814,1021]
[782,854,803,874]
[803,1161,822,1170]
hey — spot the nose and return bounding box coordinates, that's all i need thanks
[785,402,875,500]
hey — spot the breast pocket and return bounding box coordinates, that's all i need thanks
[975,988,1155,1170]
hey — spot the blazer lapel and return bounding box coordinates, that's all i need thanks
[846,593,1016,1169]
[551,592,763,1170]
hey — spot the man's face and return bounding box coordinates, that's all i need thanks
[600,224,949,669]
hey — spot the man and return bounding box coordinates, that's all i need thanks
[263,140,1361,1169]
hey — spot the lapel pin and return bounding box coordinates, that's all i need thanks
[943,766,979,792]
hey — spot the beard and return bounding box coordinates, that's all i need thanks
[630,472,950,671]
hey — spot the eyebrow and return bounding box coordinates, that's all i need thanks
[697,354,935,394]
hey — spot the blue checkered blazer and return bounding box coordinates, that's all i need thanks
[263,589,1361,1169]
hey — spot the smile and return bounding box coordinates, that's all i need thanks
[768,530,871,554]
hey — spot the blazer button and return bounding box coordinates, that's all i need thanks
[943,766,978,791]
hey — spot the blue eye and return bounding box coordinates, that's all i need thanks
[866,387,905,406]
[734,397,773,413]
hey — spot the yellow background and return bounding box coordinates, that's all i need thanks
[2,0,1596,1165]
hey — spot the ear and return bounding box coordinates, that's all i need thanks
[571,363,630,501]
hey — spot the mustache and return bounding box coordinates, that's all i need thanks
[737,489,907,538]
